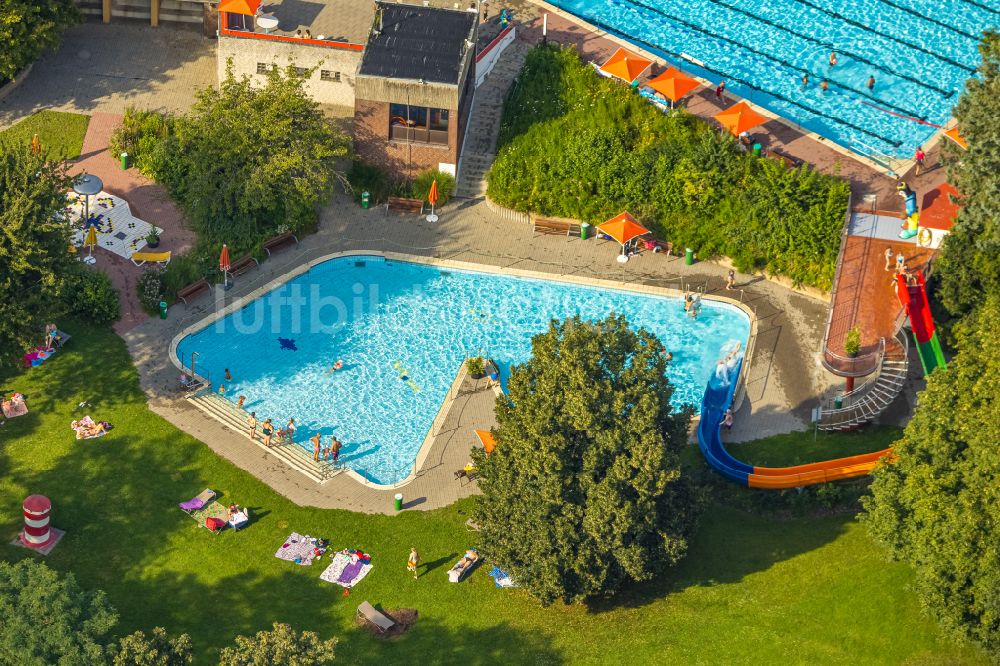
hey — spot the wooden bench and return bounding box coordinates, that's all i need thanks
[765,149,802,169]
[229,254,259,277]
[262,232,298,258]
[385,196,424,216]
[532,217,581,237]
[176,278,211,305]
[357,601,396,633]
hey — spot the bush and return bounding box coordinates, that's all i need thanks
[487,44,850,290]
[137,266,166,314]
[346,160,402,205]
[68,268,120,324]
[411,169,456,206]
[109,107,172,177]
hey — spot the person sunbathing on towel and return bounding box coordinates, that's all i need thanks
[73,419,106,439]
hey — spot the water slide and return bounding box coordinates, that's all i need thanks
[896,271,947,375]
[696,358,891,489]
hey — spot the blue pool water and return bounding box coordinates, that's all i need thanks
[549,0,995,157]
[176,257,750,484]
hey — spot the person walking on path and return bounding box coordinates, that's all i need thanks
[408,548,421,579]
[248,412,257,441]
[311,433,321,462]
[914,147,926,175]
[262,419,274,448]
[884,246,894,271]
[715,81,726,100]
[726,269,736,290]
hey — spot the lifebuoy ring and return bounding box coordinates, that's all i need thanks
[916,227,932,247]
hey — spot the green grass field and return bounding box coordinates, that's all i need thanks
[0,323,986,664]
[0,111,89,160]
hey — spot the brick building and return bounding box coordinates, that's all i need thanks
[353,3,478,179]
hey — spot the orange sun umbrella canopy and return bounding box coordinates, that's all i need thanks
[599,48,653,84]
[714,101,768,136]
[218,0,261,15]
[596,211,650,246]
[219,244,231,272]
[943,126,968,150]
[646,68,701,103]
[475,429,496,455]
[428,179,439,206]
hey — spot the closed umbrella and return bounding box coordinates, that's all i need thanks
[83,225,97,265]
[30,134,41,156]
[220,244,231,289]
[426,179,440,223]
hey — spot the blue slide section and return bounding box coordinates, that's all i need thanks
[696,360,753,485]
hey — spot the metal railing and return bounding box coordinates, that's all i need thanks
[817,330,908,429]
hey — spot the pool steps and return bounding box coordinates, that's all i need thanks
[187,391,341,483]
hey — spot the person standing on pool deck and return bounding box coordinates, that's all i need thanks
[896,251,906,273]
[866,75,875,92]
[715,81,726,100]
[311,433,321,461]
[248,412,257,441]
[884,246,894,271]
[829,51,838,67]
[331,436,342,465]
[262,419,274,447]
[914,147,926,175]
[726,269,736,290]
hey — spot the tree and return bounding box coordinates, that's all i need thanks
[0,0,79,80]
[0,559,117,665]
[935,31,1000,319]
[113,628,192,666]
[472,315,697,606]
[153,64,350,252]
[862,296,1000,653]
[0,141,78,365]
[218,623,336,666]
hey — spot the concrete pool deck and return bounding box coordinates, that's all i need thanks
[124,195,844,513]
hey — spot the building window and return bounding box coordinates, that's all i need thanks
[389,103,449,146]
[294,67,309,78]
[256,62,271,74]
[320,70,341,82]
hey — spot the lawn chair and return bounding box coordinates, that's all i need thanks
[357,601,396,633]
[179,489,216,514]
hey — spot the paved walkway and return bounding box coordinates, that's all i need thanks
[124,195,840,512]
[71,112,196,333]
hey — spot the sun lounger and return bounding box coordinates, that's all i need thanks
[52,329,71,348]
[179,489,216,513]
[448,548,479,583]
[357,602,396,633]
[130,251,172,266]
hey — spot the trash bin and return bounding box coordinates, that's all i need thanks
[120,152,129,170]
[394,493,403,511]
[361,191,370,209]
[580,222,591,240]
[685,248,695,265]
[834,394,843,409]
[158,300,168,320]
[752,143,762,157]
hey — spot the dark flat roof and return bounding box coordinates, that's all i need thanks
[359,3,477,84]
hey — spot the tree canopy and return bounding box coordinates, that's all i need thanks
[472,315,697,606]
[218,623,336,666]
[862,296,1000,653]
[0,141,78,365]
[112,628,192,666]
[0,0,79,80]
[936,31,1000,319]
[0,559,117,665]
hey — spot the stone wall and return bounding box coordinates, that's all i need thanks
[217,35,361,107]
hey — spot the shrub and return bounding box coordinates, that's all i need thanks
[137,266,166,314]
[109,107,172,177]
[844,326,861,356]
[466,356,485,375]
[487,44,850,290]
[411,169,456,206]
[66,268,120,324]
[346,160,401,205]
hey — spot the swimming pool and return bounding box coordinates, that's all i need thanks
[548,0,994,158]
[175,257,751,485]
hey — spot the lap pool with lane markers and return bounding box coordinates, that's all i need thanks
[176,257,751,485]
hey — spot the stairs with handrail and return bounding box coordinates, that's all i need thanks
[818,329,909,431]
[187,391,341,483]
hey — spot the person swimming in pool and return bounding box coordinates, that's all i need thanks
[326,359,344,374]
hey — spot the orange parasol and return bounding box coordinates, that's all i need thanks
[646,69,701,105]
[30,133,41,155]
[597,212,650,255]
[475,429,496,455]
[219,244,231,288]
[714,101,769,136]
[426,179,440,222]
[218,0,261,15]
[943,126,968,150]
[599,48,653,84]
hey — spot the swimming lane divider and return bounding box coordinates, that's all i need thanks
[706,0,955,98]
[864,0,982,41]
[622,0,930,120]
[580,15,903,147]
[954,0,1000,18]
[783,0,978,74]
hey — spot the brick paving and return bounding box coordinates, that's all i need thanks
[70,112,196,333]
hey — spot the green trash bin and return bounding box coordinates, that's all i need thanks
[752,143,762,157]
[580,222,591,240]
[685,248,695,266]
[361,191,370,209]
[394,493,403,511]
[120,152,129,170]
[834,394,844,409]
[158,300,168,320]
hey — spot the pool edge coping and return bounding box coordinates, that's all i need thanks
[169,250,758,490]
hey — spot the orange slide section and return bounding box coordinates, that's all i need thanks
[747,450,893,488]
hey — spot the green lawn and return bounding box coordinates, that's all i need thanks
[0,111,89,160]
[0,323,986,664]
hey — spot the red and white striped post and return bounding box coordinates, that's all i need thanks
[21,495,54,549]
